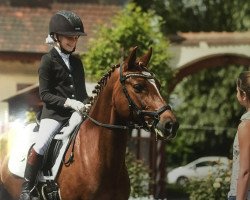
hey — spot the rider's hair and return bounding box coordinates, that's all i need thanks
[237,71,250,100]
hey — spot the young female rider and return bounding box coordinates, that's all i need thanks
[19,10,89,200]
[228,71,250,200]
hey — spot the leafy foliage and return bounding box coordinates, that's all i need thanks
[167,66,246,165]
[82,2,172,97]
[25,109,36,123]
[175,66,245,129]
[125,151,152,197]
[133,0,250,33]
[185,163,232,200]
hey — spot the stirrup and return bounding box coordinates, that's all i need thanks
[19,192,40,200]
[19,191,31,200]
[19,187,39,200]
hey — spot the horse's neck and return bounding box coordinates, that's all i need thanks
[89,71,122,128]
[79,77,127,163]
[91,90,114,125]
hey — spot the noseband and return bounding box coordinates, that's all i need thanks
[85,63,172,131]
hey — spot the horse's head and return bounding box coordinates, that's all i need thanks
[114,46,179,140]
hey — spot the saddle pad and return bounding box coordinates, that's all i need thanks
[8,123,74,181]
[8,123,37,178]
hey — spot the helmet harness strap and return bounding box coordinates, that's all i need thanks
[54,33,75,54]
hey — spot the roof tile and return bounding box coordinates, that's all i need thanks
[0,3,120,53]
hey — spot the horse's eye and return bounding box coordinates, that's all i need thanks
[133,84,144,93]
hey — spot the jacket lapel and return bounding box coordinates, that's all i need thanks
[50,47,71,73]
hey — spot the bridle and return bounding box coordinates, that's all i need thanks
[119,63,172,131]
[85,63,172,132]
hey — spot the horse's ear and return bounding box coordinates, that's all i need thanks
[136,47,152,68]
[124,46,137,70]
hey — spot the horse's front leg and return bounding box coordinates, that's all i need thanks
[114,166,130,200]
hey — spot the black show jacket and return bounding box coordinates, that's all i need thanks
[38,47,89,122]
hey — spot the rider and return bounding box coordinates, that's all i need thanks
[19,10,89,200]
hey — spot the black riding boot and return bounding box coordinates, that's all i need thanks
[19,148,43,200]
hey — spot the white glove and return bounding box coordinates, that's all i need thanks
[64,98,86,113]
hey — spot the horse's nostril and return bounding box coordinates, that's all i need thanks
[156,120,172,132]
[165,122,173,130]
[157,120,179,133]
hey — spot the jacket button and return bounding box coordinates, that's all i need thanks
[69,74,72,77]
[70,85,73,88]
[72,94,75,98]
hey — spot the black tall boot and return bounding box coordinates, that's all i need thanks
[19,148,43,200]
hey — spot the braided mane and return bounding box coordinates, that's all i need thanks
[88,64,120,108]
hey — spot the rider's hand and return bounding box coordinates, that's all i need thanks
[85,103,91,111]
[64,98,87,113]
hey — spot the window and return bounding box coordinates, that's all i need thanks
[196,161,214,167]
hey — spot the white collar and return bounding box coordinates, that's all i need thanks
[55,46,70,69]
[55,46,70,59]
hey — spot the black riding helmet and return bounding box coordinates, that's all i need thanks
[49,10,87,37]
[49,10,86,54]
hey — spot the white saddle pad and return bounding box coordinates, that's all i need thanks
[8,123,37,178]
[8,122,72,180]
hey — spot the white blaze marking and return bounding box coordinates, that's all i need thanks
[142,71,161,95]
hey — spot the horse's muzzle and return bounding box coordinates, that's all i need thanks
[155,119,179,139]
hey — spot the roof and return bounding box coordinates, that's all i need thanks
[0,3,120,54]
[169,31,250,45]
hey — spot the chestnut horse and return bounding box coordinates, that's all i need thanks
[0,46,179,200]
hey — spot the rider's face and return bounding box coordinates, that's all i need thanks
[58,35,79,52]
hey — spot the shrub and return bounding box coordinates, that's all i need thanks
[126,151,153,198]
[185,164,232,200]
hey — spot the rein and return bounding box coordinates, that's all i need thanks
[85,113,143,130]
[84,63,171,131]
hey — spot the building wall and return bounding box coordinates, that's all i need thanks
[0,59,38,125]
[0,73,38,101]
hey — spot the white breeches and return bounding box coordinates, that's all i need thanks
[33,112,82,155]
[33,119,62,155]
